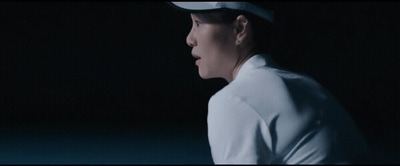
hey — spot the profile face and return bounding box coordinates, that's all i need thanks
[186,13,238,80]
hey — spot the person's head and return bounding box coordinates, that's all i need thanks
[170,2,274,82]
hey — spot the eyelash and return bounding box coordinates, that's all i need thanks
[195,21,201,27]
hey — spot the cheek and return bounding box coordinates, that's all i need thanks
[202,30,235,58]
[207,32,236,65]
[212,28,234,49]
[199,42,235,78]
[195,25,236,78]
[199,25,234,49]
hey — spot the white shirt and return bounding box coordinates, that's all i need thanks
[207,54,368,164]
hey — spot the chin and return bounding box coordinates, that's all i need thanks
[199,72,220,80]
[198,71,212,80]
[198,74,208,79]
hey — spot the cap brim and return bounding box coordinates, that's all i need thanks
[169,2,274,23]
[169,2,222,12]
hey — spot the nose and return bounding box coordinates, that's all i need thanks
[186,27,196,47]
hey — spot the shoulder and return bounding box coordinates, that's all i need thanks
[208,67,292,125]
[218,67,287,99]
[207,79,265,125]
[209,66,330,123]
[211,66,299,110]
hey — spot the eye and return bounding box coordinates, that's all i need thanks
[195,20,201,27]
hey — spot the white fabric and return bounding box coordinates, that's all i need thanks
[171,2,218,10]
[170,2,274,23]
[207,54,368,164]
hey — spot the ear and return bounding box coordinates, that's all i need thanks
[234,15,249,45]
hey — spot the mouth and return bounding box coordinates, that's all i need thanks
[192,53,201,60]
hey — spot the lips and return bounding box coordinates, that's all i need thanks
[192,53,201,60]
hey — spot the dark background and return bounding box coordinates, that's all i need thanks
[0,1,399,164]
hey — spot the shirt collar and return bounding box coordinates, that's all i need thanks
[235,54,279,80]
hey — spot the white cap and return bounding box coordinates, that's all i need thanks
[170,2,274,23]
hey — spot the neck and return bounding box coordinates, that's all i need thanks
[227,53,254,83]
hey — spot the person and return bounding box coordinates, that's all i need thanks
[169,2,369,164]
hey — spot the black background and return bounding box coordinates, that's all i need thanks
[0,1,399,164]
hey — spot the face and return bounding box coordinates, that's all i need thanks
[186,13,238,80]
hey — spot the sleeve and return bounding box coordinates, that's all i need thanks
[207,94,273,164]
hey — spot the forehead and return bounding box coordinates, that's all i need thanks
[190,13,221,24]
[189,11,238,24]
[189,13,211,23]
[190,13,201,20]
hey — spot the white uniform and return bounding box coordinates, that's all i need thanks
[207,54,368,164]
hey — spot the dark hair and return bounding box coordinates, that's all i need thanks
[192,3,275,55]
